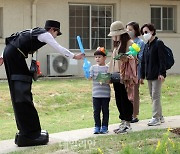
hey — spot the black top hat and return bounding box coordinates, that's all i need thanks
[44,20,62,36]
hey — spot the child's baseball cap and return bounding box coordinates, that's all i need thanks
[94,47,108,56]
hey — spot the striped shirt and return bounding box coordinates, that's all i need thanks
[90,65,111,98]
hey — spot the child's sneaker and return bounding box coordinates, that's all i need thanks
[94,127,100,134]
[148,117,161,126]
[100,126,108,134]
[115,121,132,134]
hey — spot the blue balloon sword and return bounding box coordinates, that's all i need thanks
[76,36,91,79]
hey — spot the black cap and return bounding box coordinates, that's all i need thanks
[44,20,62,36]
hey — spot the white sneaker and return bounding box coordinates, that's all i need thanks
[113,120,125,133]
[148,118,161,126]
[115,121,132,134]
[160,116,165,123]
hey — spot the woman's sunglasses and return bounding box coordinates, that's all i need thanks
[143,31,149,35]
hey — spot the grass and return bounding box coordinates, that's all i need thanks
[0,75,180,153]
[0,75,180,141]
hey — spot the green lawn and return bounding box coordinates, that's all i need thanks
[0,75,180,141]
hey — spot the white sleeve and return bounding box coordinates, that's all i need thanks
[37,32,74,59]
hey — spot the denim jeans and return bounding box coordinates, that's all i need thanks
[93,97,110,127]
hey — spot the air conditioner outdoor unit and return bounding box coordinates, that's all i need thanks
[47,53,78,76]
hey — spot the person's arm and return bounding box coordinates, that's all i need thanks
[38,32,83,60]
[89,66,93,80]
[140,44,146,80]
[157,40,166,78]
[138,40,145,62]
[140,49,145,85]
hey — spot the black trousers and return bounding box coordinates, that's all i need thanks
[3,44,41,138]
[113,82,133,121]
[93,97,110,127]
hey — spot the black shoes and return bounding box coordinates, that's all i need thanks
[15,130,49,147]
[131,117,139,123]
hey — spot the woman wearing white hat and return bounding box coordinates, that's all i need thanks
[108,21,134,134]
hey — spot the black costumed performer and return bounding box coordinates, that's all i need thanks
[0,20,84,147]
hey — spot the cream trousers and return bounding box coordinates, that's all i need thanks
[147,79,162,118]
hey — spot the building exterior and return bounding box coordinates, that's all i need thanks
[0,0,180,78]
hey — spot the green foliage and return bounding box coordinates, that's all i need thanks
[154,129,180,154]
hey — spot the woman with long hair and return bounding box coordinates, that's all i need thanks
[108,21,134,134]
[126,21,145,123]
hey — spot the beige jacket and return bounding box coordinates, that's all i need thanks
[108,40,133,73]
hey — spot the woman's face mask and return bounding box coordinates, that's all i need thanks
[126,25,135,39]
[128,31,135,39]
[143,33,152,42]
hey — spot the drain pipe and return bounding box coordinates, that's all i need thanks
[32,0,38,27]
[32,0,39,59]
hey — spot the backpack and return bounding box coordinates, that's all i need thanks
[157,40,175,70]
[164,45,175,70]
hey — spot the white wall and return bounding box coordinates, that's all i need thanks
[0,0,180,79]
[0,0,32,78]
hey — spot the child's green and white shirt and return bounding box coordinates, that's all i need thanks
[90,65,111,98]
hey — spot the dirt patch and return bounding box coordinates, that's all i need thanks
[170,127,180,135]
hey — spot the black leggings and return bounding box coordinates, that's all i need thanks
[113,82,133,121]
[93,97,110,127]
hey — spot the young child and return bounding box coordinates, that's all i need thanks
[89,47,111,134]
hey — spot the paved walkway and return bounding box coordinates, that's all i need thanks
[0,115,180,154]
